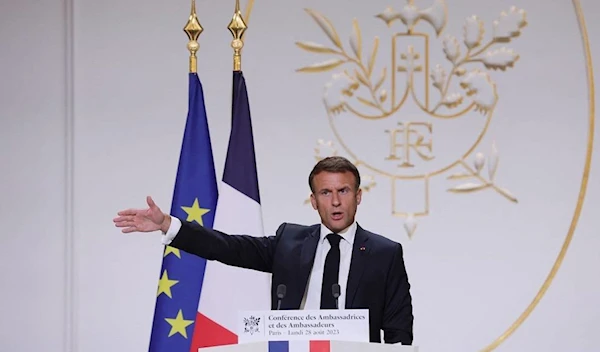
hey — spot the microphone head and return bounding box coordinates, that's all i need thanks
[277,284,287,299]
[332,283,341,298]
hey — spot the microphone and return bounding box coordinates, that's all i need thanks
[276,284,287,310]
[332,284,341,309]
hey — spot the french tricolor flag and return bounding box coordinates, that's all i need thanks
[268,341,331,352]
[190,71,271,350]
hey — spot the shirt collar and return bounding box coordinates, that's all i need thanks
[319,221,357,246]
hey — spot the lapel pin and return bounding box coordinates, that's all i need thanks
[360,246,366,251]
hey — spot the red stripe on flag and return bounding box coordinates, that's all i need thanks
[309,340,330,352]
[190,312,238,351]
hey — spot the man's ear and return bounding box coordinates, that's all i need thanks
[356,188,362,205]
[310,193,318,210]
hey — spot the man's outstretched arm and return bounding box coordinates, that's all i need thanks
[165,216,280,273]
[114,196,280,273]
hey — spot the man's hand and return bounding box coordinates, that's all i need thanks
[113,196,171,233]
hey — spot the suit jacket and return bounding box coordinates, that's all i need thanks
[169,221,414,345]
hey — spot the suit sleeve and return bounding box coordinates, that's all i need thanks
[168,219,286,273]
[382,243,414,345]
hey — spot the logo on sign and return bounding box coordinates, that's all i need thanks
[243,315,262,335]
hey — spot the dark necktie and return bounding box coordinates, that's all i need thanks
[320,233,342,309]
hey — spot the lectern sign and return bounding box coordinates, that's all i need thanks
[238,309,370,343]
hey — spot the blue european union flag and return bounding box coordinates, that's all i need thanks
[148,72,218,351]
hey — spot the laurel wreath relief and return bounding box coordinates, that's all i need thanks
[447,141,517,202]
[297,1,526,222]
[296,5,527,119]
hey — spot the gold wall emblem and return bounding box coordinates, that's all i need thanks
[297,0,527,238]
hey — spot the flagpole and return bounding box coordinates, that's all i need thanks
[183,0,203,73]
[228,0,247,72]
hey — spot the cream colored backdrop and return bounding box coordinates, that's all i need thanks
[1,0,599,351]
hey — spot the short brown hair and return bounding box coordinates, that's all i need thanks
[308,156,361,192]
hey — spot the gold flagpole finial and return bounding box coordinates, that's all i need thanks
[228,0,247,71]
[183,0,203,73]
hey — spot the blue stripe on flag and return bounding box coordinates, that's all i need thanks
[222,71,261,204]
[268,341,289,352]
[148,72,218,351]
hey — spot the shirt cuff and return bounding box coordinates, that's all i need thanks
[161,216,182,245]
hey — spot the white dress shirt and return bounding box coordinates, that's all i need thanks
[300,221,356,310]
[161,216,356,310]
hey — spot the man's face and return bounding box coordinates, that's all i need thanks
[310,171,362,233]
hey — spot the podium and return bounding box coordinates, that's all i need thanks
[198,340,418,351]
[197,309,418,351]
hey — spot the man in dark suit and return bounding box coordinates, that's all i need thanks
[114,156,413,344]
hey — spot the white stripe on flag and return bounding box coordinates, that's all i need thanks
[288,341,309,352]
[198,181,271,333]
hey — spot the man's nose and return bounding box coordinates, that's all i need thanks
[332,192,341,206]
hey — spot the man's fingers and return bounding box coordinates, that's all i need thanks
[116,198,160,234]
[114,220,134,227]
[113,215,135,223]
[116,220,139,231]
[117,209,139,216]
[147,196,157,209]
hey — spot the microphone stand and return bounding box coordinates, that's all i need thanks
[276,284,286,310]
